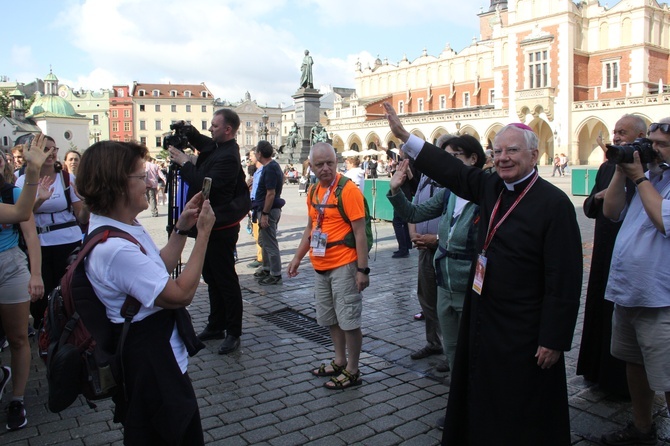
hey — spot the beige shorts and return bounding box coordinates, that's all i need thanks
[314,262,362,331]
[0,246,31,304]
[611,305,670,392]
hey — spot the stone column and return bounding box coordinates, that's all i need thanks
[285,88,323,163]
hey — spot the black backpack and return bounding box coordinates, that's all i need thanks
[38,226,143,412]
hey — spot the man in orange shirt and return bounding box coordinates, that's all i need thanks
[288,142,370,390]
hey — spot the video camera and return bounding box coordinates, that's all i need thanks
[605,138,657,164]
[163,121,193,151]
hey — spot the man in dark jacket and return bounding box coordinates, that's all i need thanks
[169,109,250,355]
[384,102,582,446]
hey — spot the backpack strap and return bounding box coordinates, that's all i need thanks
[326,176,356,248]
[1,183,20,233]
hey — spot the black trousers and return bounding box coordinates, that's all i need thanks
[32,241,81,328]
[200,226,242,337]
[392,210,411,254]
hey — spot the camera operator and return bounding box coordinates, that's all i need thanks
[600,118,670,445]
[169,109,250,355]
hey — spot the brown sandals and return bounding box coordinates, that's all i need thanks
[324,369,361,390]
[311,360,346,377]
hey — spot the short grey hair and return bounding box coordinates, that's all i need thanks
[309,142,336,162]
[436,133,458,149]
[494,125,538,150]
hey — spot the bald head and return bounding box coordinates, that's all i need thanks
[309,143,337,186]
[613,115,646,145]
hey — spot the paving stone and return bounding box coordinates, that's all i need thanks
[240,425,282,444]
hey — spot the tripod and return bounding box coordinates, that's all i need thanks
[166,162,189,277]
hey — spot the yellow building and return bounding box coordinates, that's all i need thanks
[328,0,670,166]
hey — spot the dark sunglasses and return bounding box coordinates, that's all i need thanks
[648,122,670,134]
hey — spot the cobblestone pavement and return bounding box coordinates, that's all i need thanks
[1,166,668,445]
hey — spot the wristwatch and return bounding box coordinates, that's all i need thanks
[262,211,270,216]
[357,267,370,275]
[635,177,649,186]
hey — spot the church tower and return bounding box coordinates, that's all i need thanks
[489,0,508,11]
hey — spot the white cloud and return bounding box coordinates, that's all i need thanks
[43,0,485,105]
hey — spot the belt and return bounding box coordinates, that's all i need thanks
[36,221,79,235]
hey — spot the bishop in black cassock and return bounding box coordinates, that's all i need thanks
[384,103,582,446]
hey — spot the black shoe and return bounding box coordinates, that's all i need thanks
[392,251,409,259]
[218,335,240,355]
[601,422,657,445]
[410,345,443,360]
[197,327,225,341]
[435,416,445,431]
[6,400,27,431]
[435,360,450,373]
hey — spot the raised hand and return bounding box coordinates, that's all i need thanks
[382,102,410,142]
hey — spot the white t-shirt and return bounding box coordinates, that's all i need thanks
[344,167,365,193]
[85,214,187,373]
[16,172,82,246]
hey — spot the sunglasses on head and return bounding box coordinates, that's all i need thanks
[648,122,670,134]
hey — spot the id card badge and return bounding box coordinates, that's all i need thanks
[472,254,487,295]
[311,230,328,257]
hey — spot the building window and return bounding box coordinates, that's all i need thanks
[184,91,191,97]
[398,101,404,114]
[152,90,160,97]
[185,105,191,113]
[139,104,145,112]
[201,91,208,98]
[2,136,8,146]
[352,105,357,116]
[140,137,147,146]
[528,50,549,89]
[246,135,251,145]
[112,110,118,118]
[93,114,99,125]
[124,136,131,142]
[156,137,162,147]
[123,109,130,118]
[171,104,177,112]
[138,90,145,97]
[463,92,470,107]
[201,120,208,130]
[201,105,207,112]
[112,122,119,132]
[246,121,251,128]
[417,98,424,112]
[489,89,495,104]
[270,122,275,128]
[439,95,446,110]
[124,122,130,132]
[603,60,620,90]
[155,120,162,130]
[271,135,276,145]
[155,104,161,112]
[170,90,177,97]
[117,89,125,97]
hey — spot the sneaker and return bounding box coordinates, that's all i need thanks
[0,337,8,351]
[27,325,35,338]
[253,268,270,278]
[6,400,27,431]
[601,422,657,445]
[247,260,263,268]
[413,312,425,321]
[435,360,450,373]
[259,275,282,286]
[0,366,11,396]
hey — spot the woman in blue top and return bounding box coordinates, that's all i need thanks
[0,151,44,431]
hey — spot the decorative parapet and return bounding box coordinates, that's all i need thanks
[573,93,670,110]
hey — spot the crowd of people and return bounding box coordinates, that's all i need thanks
[1,104,669,446]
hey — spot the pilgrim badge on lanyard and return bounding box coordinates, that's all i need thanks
[311,229,328,257]
[472,253,487,295]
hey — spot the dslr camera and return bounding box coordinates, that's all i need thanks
[163,121,193,151]
[605,137,657,164]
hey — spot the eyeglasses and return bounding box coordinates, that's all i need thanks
[492,147,525,157]
[648,123,670,134]
[128,174,147,181]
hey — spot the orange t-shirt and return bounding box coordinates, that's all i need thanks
[307,174,365,271]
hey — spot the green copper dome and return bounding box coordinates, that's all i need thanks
[29,94,77,117]
[44,71,58,81]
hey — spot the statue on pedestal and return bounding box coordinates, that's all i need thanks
[287,122,301,149]
[310,123,328,145]
[300,50,314,89]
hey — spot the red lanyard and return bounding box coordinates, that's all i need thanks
[482,172,538,255]
[315,178,337,229]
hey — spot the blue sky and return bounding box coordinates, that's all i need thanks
[0,0,574,106]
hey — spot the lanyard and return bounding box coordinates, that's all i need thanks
[481,172,538,255]
[315,178,337,230]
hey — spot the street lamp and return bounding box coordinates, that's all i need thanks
[261,112,269,141]
[455,121,461,135]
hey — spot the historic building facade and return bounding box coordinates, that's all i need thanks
[327,0,670,166]
[218,91,282,154]
[58,85,111,146]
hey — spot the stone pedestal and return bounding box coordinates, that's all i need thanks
[279,88,323,165]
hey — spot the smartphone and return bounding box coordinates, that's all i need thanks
[202,177,212,200]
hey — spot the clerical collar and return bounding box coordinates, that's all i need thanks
[504,169,536,191]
